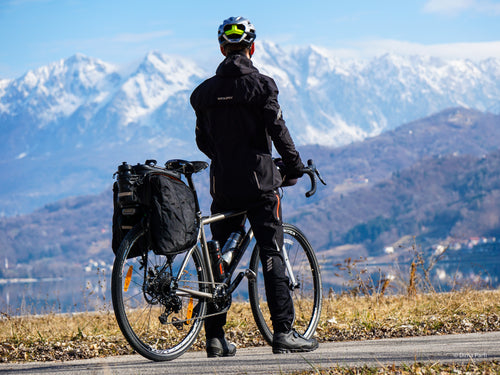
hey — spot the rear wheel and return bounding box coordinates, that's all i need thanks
[111,224,207,361]
[248,223,322,345]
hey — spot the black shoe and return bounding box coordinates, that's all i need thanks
[206,337,237,358]
[272,329,319,354]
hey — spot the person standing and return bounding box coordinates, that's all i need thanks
[190,16,318,357]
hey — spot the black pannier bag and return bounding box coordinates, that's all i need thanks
[112,162,149,258]
[112,181,147,258]
[112,161,198,257]
[145,173,198,255]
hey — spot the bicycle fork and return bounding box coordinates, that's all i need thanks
[282,240,300,290]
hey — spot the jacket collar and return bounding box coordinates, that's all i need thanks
[216,51,258,77]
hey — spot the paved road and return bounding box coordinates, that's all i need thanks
[1,332,499,375]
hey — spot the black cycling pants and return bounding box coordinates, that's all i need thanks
[204,191,294,339]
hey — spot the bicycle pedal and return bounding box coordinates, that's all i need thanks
[245,269,256,281]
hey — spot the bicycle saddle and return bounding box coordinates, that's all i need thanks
[165,159,209,174]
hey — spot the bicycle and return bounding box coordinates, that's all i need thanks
[111,158,326,361]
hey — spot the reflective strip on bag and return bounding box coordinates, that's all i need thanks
[122,208,137,215]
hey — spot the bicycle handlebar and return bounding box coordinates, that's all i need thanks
[302,159,327,198]
[166,157,326,198]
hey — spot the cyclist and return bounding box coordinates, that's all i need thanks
[190,16,318,356]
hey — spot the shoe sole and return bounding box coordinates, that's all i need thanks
[272,345,319,354]
[207,350,237,358]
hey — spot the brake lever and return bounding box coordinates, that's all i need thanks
[305,160,317,198]
[307,159,326,185]
[315,168,327,186]
[302,159,327,197]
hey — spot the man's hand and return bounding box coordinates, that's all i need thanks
[283,162,305,179]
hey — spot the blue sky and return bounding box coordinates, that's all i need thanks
[1,0,500,78]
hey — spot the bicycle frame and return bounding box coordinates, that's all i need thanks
[174,207,301,305]
[172,165,307,307]
[174,209,254,300]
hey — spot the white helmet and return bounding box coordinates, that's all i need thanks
[218,16,256,47]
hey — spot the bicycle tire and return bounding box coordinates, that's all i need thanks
[248,223,322,345]
[111,224,207,361]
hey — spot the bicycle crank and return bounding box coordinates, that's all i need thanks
[225,269,256,295]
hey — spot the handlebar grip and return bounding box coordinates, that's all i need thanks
[274,157,324,197]
[304,159,317,198]
[305,171,316,197]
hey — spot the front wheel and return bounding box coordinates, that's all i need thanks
[248,223,322,345]
[111,224,207,361]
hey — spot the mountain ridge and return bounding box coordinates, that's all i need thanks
[1,44,500,215]
[2,44,500,155]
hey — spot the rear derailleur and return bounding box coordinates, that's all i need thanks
[142,265,183,327]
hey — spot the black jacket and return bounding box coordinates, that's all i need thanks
[190,51,303,202]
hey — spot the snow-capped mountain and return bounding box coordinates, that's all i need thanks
[254,43,500,145]
[0,51,206,160]
[1,43,500,215]
[2,54,117,126]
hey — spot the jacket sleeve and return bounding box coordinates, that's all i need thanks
[262,78,304,172]
[191,88,215,160]
[195,114,215,160]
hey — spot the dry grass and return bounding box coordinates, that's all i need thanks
[0,309,129,361]
[1,289,499,364]
[291,361,500,374]
[318,289,500,341]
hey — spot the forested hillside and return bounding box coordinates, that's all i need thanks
[1,108,499,281]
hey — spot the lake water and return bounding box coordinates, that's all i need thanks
[0,272,251,316]
[0,274,111,316]
[1,256,498,316]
